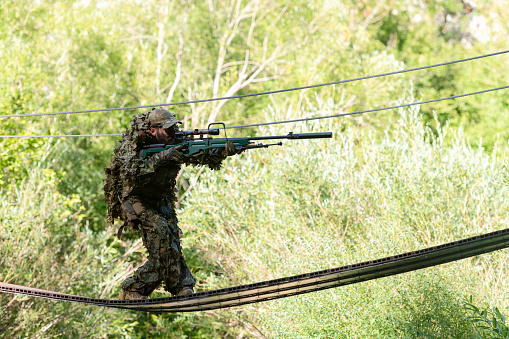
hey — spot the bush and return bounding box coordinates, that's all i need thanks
[180,103,509,337]
[0,163,120,337]
[0,154,257,338]
[465,296,509,339]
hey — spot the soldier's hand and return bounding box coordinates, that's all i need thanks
[161,145,184,163]
[210,148,227,162]
[171,145,184,163]
[173,145,184,153]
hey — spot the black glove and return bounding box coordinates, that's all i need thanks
[208,147,227,163]
[160,145,184,163]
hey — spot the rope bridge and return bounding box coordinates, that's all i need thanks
[2,228,508,313]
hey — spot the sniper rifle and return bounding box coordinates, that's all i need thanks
[139,123,332,158]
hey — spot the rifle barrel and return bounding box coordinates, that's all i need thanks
[248,132,332,141]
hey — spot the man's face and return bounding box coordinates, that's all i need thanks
[150,125,177,144]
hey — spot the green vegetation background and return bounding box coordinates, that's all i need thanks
[1,0,508,337]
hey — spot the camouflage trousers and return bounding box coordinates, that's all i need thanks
[120,198,196,296]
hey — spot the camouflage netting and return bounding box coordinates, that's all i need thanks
[103,112,228,225]
[183,148,228,170]
[103,113,150,225]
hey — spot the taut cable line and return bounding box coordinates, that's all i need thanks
[1,50,508,119]
[0,133,123,138]
[1,85,507,138]
[225,85,509,129]
[0,134,123,138]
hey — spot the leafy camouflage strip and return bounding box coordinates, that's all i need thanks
[103,113,149,225]
[120,201,196,296]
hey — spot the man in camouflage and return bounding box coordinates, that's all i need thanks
[104,108,238,300]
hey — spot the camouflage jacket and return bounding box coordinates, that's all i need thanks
[104,124,227,225]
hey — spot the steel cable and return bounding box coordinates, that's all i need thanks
[1,50,508,119]
[225,84,509,129]
[1,85,507,138]
[0,134,123,138]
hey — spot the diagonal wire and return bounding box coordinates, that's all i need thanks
[1,50,508,119]
[225,85,509,129]
[1,85,507,138]
[0,134,123,138]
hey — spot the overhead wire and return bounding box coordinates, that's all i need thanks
[1,85,507,138]
[0,134,123,138]
[0,49,508,119]
[0,133,123,138]
[225,85,509,129]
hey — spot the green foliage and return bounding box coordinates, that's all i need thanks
[1,0,509,337]
[0,164,113,337]
[363,0,509,149]
[381,275,475,339]
[251,272,476,338]
[180,105,509,337]
[0,156,246,338]
[465,296,509,339]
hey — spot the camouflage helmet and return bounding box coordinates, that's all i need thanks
[148,108,182,129]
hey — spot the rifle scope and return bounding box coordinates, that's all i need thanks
[176,128,220,137]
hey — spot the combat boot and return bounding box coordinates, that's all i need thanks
[177,286,194,296]
[119,290,147,300]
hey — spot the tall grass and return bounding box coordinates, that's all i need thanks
[0,152,257,337]
[2,104,507,337]
[181,105,509,338]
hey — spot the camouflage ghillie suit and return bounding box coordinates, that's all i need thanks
[104,108,231,298]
